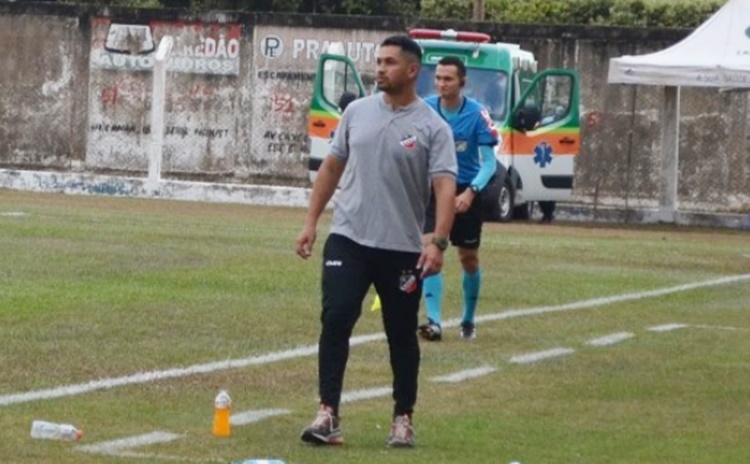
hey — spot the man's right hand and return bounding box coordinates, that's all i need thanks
[295,224,316,259]
[417,242,445,278]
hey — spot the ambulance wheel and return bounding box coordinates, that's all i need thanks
[498,177,514,222]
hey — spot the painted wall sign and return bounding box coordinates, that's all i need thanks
[250,26,396,175]
[257,34,379,64]
[87,18,242,174]
[91,18,242,75]
[259,35,284,59]
[87,21,397,178]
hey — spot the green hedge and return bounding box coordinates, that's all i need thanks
[421,0,725,28]
[61,0,723,26]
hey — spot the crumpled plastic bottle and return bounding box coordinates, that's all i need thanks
[30,420,83,441]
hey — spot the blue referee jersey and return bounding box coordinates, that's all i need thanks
[424,95,498,186]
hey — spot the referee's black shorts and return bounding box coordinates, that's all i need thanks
[423,185,483,250]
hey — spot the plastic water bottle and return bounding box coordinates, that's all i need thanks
[212,390,231,437]
[30,420,83,441]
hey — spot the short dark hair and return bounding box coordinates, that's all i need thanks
[380,35,423,62]
[438,56,466,79]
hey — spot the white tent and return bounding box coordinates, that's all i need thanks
[607,0,750,221]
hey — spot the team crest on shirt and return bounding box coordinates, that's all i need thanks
[400,135,418,149]
[455,140,468,152]
[480,109,499,138]
[399,271,418,294]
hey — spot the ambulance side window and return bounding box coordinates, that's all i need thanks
[515,69,535,105]
[322,58,361,113]
[512,75,542,131]
[537,75,573,127]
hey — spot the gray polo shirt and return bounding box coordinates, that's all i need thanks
[329,93,457,253]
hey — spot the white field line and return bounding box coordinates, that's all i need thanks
[0,212,28,217]
[231,408,290,426]
[77,431,182,454]
[2,273,749,408]
[430,366,497,383]
[0,344,320,407]
[77,410,290,462]
[586,332,634,347]
[455,273,750,329]
[341,386,392,403]
[80,451,224,463]
[509,348,575,364]
[78,389,391,462]
[648,323,688,332]
[90,451,227,464]
[74,320,702,464]
[692,324,748,331]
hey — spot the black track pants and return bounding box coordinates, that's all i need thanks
[318,233,422,417]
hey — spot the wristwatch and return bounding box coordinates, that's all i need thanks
[431,236,449,251]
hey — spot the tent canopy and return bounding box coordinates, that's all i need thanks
[608,0,750,88]
[607,0,750,223]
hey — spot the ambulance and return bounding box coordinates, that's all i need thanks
[306,29,580,221]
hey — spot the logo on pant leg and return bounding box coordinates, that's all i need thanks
[399,271,418,294]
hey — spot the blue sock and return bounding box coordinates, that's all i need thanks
[423,273,443,326]
[462,269,482,323]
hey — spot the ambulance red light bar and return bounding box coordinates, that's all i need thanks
[409,28,491,43]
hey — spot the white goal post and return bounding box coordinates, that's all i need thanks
[147,35,174,194]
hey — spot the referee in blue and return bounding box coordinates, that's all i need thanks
[419,56,498,341]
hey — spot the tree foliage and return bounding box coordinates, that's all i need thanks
[423,0,724,28]
[63,0,723,28]
[65,0,417,15]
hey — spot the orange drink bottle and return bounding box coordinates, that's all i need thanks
[212,390,231,437]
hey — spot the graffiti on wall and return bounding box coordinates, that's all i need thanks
[257,70,316,82]
[89,122,230,139]
[263,130,307,155]
[98,81,230,113]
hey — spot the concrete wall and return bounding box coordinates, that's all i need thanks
[87,17,247,175]
[249,24,391,179]
[0,2,748,214]
[0,8,88,169]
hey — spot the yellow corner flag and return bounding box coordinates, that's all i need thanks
[370,294,382,312]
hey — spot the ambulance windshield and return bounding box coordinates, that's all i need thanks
[417,65,508,121]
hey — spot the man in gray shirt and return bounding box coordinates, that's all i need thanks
[295,35,457,448]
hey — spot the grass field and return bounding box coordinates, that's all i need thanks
[1,188,749,464]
